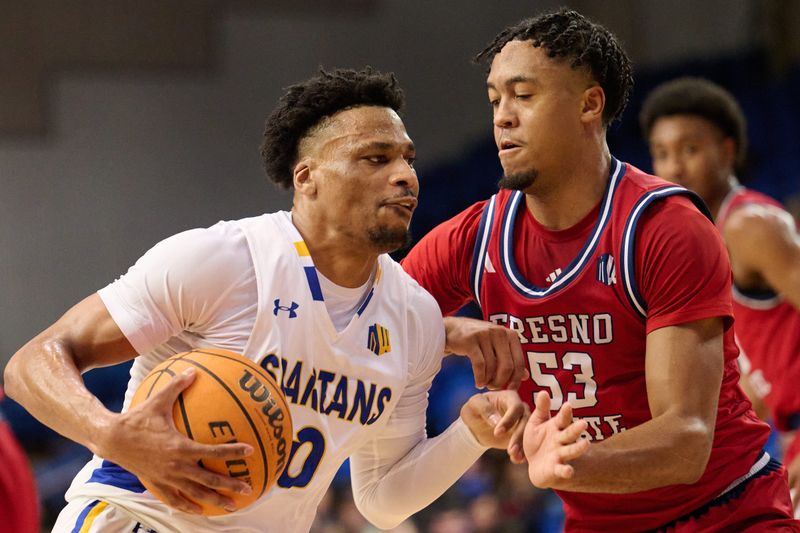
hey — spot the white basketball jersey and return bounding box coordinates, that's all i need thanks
[62,211,445,533]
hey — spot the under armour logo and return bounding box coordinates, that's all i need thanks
[273,299,299,318]
[596,254,617,286]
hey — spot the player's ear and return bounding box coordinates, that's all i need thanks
[293,159,317,196]
[580,85,605,125]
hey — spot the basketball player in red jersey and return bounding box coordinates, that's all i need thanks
[402,8,799,531]
[641,77,800,517]
[0,387,39,533]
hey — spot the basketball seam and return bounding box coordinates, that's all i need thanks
[190,350,292,415]
[180,358,271,498]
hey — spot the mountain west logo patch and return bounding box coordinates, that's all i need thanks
[596,254,617,286]
[367,323,391,356]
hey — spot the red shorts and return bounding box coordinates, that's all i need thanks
[661,462,799,532]
[0,421,39,533]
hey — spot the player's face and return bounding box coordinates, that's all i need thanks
[648,115,736,204]
[311,106,418,253]
[486,40,595,191]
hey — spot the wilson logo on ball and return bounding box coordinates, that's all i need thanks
[239,370,289,471]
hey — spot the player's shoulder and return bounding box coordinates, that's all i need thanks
[149,218,248,260]
[620,163,708,219]
[622,162,685,195]
[724,203,796,249]
[136,218,255,286]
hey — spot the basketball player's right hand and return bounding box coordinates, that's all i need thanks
[97,368,254,514]
[444,316,528,390]
[523,391,590,489]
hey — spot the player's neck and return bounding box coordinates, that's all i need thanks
[707,175,740,221]
[523,148,611,231]
[290,211,377,287]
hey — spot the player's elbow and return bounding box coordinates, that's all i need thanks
[3,352,22,400]
[3,342,34,401]
[674,417,714,484]
[353,493,407,530]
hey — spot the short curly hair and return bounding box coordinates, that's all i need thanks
[260,67,405,188]
[474,8,633,126]
[639,77,747,168]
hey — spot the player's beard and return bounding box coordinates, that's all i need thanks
[368,225,413,253]
[498,168,538,191]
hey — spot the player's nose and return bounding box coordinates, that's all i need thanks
[389,160,419,195]
[493,99,519,130]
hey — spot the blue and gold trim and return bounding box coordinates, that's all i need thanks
[71,499,109,533]
[293,241,325,301]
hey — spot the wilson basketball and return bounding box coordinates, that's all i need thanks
[129,348,293,516]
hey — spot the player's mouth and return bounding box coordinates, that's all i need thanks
[381,197,417,217]
[498,139,523,155]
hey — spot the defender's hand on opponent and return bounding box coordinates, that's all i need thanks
[523,391,590,489]
[444,316,528,390]
[460,390,530,464]
[96,368,253,514]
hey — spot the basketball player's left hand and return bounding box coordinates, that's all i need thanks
[444,317,529,390]
[461,390,530,464]
[523,391,590,489]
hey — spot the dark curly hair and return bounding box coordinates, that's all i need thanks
[474,8,633,126]
[639,77,747,169]
[260,67,405,188]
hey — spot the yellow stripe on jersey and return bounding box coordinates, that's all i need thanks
[79,501,109,533]
[294,241,311,256]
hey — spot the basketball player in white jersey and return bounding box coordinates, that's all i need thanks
[5,68,588,532]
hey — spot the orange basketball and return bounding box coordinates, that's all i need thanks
[129,348,293,516]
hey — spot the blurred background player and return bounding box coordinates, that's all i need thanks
[641,76,800,515]
[0,386,39,533]
[403,8,799,531]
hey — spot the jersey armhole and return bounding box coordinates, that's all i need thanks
[468,195,497,310]
[619,187,711,319]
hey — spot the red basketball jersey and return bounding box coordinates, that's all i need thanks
[717,187,800,457]
[463,161,768,530]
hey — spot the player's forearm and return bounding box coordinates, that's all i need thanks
[4,337,115,455]
[555,412,713,493]
[352,418,487,529]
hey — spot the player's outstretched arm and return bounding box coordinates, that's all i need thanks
[3,294,253,514]
[528,317,723,493]
[350,389,530,529]
[444,316,529,390]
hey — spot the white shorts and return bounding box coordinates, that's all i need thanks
[52,498,160,533]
